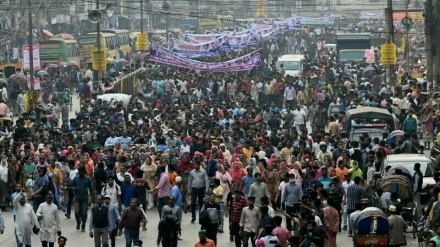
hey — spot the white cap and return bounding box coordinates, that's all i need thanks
[175,176,182,183]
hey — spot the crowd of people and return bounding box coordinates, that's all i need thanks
[0,20,437,247]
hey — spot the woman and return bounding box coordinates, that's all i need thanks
[262,163,279,207]
[0,159,9,209]
[422,107,434,149]
[140,156,156,209]
[90,134,101,150]
[22,156,35,187]
[177,153,193,208]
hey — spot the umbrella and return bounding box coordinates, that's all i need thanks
[46,64,58,68]
[9,73,25,79]
[37,71,49,77]
[362,66,376,77]
[53,33,74,40]
[67,61,78,67]
[118,58,128,63]
[60,62,68,67]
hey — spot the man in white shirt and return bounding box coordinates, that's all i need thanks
[292,105,306,131]
[259,225,279,247]
[341,173,354,231]
[101,176,122,209]
[283,85,296,109]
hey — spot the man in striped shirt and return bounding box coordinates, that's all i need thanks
[226,190,247,247]
[346,176,370,236]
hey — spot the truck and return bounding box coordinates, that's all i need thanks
[336,33,371,64]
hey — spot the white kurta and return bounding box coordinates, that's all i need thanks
[14,194,39,245]
[36,202,60,242]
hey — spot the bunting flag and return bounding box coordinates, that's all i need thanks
[149,42,261,72]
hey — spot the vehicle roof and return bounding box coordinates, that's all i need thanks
[278,54,305,61]
[386,154,430,162]
[346,107,391,119]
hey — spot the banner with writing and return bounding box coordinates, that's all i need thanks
[150,42,261,72]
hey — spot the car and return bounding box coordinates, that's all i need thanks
[380,154,435,204]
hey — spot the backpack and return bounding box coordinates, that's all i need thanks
[199,206,211,228]
[103,184,120,196]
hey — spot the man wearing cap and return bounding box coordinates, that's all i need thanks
[104,194,120,247]
[388,205,407,247]
[195,230,216,247]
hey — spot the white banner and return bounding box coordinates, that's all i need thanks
[23,44,41,70]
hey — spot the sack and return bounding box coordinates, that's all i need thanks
[199,208,211,227]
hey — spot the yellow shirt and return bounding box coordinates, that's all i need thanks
[213,185,224,203]
[47,167,63,188]
[242,147,254,160]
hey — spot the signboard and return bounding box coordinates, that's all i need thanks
[91,50,107,71]
[26,77,41,91]
[381,43,397,65]
[136,33,149,51]
[355,234,387,247]
[23,44,41,70]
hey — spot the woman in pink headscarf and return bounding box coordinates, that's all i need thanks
[279,160,290,174]
[230,161,246,183]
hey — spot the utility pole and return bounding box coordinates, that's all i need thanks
[96,0,100,50]
[385,0,396,85]
[28,0,34,91]
[424,0,434,89]
[327,0,331,18]
[140,0,144,33]
[435,0,440,85]
[196,0,199,33]
[404,0,410,75]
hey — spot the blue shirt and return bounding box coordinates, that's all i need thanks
[171,185,183,209]
[317,176,332,191]
[107,203,120,231]
[117,136,132,149]
[122,183,135,207]
[242,176,255,198]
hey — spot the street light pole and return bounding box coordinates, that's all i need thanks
[140,0,144,33]
[28,0,34,91]
[96,0,101,51]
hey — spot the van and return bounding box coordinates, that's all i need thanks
[275,54,305,77]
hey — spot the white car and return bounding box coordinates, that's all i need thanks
[381,154,435,190]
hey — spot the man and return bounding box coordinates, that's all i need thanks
[194,230,216,247]
[104,195,120,247]
[101,176,122,210]
[388,205,408,247]
[32,166,49,212]
[71,166,94,232]
[282,174,302,231]
[431,224,440,246]
[272,216,290,247]
[346,176,370,236]
[118,198,147,247]
[57,236,67,247]
[36,193,61,247]
[427,240,436,247]
[259,224,279,247]
[414,163,424,218]
[0,209,3,234]
[121,174,136,209]
[249,173,270,208]
[14,191,40,247]
[292,105,307,131]
[317,167,331,191]
[212,178,225,232]
[89,195,109,247]
[188,161,209,223]
[201,193,221,245]
[150,165,172,218]
[241,167,255,199]
[171,176,184,221]
[157,207,180,247]
[341,173,353,231]
[226,189,247,247]
[240,196,260,247]
[349,203,362,237]
[323,196,339,247]
[161,196,182,227]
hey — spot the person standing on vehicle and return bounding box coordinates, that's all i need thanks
[388,205,408,247]
[413,163,424,218]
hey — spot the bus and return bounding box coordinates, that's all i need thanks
[77,33,119,60]
[100,29,131,54]
[198,18,222,33]
[39,39,80,66]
